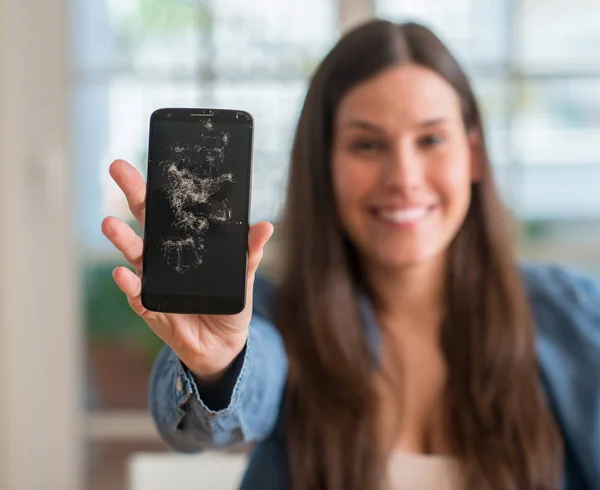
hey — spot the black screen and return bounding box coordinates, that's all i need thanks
[143,114,252,298]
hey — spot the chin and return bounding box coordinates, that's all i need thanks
[371,243,444,269]
[377,255,430,269]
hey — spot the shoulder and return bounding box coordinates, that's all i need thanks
[520,261,600,314]
[520,262,600,380]
[521,261,600,391]
[520,262,600,358]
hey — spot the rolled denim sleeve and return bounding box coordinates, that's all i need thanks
[149,311,288,453]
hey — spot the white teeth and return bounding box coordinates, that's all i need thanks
[377,207,428,224]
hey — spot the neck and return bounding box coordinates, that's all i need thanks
[364,254,447,330]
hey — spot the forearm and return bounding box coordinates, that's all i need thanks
[148,315,288,452]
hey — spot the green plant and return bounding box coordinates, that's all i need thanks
[84,254,163,364]
[523,219,553,241]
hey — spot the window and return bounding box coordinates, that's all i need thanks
[74,1,600,488]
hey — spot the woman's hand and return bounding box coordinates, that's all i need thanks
[101,159,273,382]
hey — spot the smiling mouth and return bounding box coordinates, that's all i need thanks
[372,205,436,226]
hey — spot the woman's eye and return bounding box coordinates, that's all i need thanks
[418,134,444,148]
[350,140,384,153]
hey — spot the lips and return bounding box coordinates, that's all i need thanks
[372,205,436,225]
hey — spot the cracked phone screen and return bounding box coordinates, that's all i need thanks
[143,116,251,298]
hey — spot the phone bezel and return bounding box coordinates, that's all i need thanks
[140,107,253,315]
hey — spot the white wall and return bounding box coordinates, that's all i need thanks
[0,0,83,488]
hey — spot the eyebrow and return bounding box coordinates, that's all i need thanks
[343,117,450,132]
[343,120,384,133]
[418,117,450,128]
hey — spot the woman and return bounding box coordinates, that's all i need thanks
[102,20,600,490]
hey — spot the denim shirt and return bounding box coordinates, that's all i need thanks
[148,263,600,489]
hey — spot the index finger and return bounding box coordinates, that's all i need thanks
[109,159,147,227]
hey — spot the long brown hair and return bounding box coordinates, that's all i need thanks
[275,19,562,490]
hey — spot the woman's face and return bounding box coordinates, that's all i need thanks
[331,64,478,269]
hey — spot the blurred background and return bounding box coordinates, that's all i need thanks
[1,0,599,489]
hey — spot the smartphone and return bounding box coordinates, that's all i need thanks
[141,108,253,315]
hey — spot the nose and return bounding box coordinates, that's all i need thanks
[383,143,423,192]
